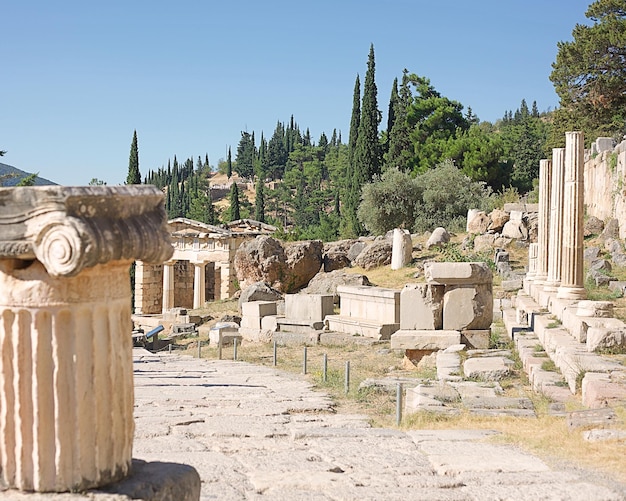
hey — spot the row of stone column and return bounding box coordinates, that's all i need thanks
[161,260,231,312]
[529,131,586,301]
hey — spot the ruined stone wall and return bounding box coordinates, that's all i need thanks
[584,139,626,239]
[174,260,194,308]
[135,262,163,314]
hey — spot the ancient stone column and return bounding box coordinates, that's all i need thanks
[391,228,412,270]
[534,158,552,285]
[192,261,206,309]
[557,132,587,300]
[544,148,566,292]
[162,261,175,313]
[0,185,173,493]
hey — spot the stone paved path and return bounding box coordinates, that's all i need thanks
[132,349,625,501]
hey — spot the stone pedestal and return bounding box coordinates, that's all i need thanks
[0,186,174,493]
[557,132,587,300]
[391,228,412,270]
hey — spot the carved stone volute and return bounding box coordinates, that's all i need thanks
[0,185,173,276]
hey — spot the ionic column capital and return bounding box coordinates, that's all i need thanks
[0,186,174,277]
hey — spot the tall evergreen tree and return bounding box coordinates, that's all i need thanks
[385,69,412,171]
[347,75,361,169]
[268,121,288,179]
[254,177,265,223]
[227,147,232,178]
[341,74,362,237]
[550,0,626,142]
[346,44,381,236]
[235,132,255,179]
[228,182,241,221]
[354,44,381,182]
[384,77,399,156]
[126,130,141,184]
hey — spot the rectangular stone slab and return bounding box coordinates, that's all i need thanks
[391,330,460,350]
[241,300,277,318]
[424,262,492,285]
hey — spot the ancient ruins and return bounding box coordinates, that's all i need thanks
[134,217,275,315]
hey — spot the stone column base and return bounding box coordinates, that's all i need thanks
[0,460,201,501]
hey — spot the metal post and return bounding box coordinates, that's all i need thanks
[218,333,222,360]
[233,338,238,361]
[323,353,328,382]
[396,383,403,426]
[273,340,277,367]
[345,361,350,394]
[168,343,172,354]
[303,346,307,374]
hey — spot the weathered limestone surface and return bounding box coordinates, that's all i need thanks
[535,158,552,284]
[584,138,626,239]
[390,228,412,270]
[424,262,492,285]
[443,285,493,331]
[284,294,334,322]
[325,286,400,339]
[399,283,443,330]
[0,186,172,277]
[239,301,277,341]
[391,330,460,350]
[0,186,175,493]
[557,131,586,300]
[544,148,566,293]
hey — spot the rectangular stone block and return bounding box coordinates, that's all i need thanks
[285,294,334,322]
[390,330,460,350]
[461,330,491,349]
[424,262,492,285]
[325,315,399,340]
[400,283,443,330]
[337,285,400,324]
[209,326,241,346]
[241,300,277,318]
[261,315,279,331]
[240,315,262,329]
[443,285,493,330]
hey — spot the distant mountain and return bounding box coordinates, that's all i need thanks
[0,162,57,186]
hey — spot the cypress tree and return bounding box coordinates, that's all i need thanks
[341,74,362,237]
[347,75,361,168]
[385,77,399,157]
[228,182,241,221]
[206,186,217,224]
[385,69,412,171]
[254,177,265,223]
[344,45,381,236]
[227,147,232,178]
[126,130,141,184]
[354,44,381,182]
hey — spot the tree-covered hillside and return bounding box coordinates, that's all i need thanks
[137,0,625,241]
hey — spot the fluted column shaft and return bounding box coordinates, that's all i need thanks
[557,132,586,299]
[162,261,175,313]
[0,260,134,492]
[545,148,566,291]
[192,262,206,309]
[535,159,552,283]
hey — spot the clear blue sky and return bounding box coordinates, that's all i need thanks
[1,1,591,186]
